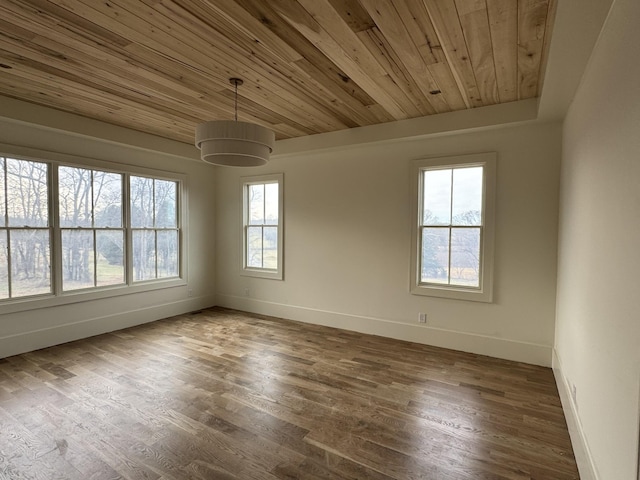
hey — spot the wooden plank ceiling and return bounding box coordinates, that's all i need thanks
[0,0,555,144]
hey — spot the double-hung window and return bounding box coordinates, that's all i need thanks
[58,166,125,291]
[0,157,51,299]
[0,151,184,309]
[241,174,283,280]
[411,153,496,302]
[130,176,179,281]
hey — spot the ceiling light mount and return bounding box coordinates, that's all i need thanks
[229,77,242,121]
[195,77,274,167]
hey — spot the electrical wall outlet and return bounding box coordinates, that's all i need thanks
[244,288,250,297]
[188,288,193,297]
[418,313,427,323]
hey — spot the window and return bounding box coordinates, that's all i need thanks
[130,176,179,281]
[0,152,184,307]
[0,157,51,299]
[241,174,283,280]
[411,153,496,302]
[59,166,124,291]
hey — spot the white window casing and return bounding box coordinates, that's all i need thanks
[240,173,283,280]
[0,146,187,315]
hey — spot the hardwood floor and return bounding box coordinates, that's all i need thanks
[0,308,579,479]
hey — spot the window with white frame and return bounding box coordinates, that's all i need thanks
[0,153,184,306]
[0,157,51,299]
[241,174,283,280]
[59,166,125,291]
[411,153,496,302]
[130,176,179,282]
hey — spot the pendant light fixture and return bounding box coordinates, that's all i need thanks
[195,78,275,167]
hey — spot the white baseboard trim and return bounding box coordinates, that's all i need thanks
[215,294,552,366]
[552,349,599,480]
[0,295,216,359]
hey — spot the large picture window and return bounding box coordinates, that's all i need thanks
[0,153,184,307]
[411,153,496,302]
[241,174,283,280]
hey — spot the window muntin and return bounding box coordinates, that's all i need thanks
[411,153,495,303]
[0,157,52,299]
[0,152,184,307]
[242,174,283,280]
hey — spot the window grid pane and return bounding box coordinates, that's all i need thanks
[247,226,263,268]
[157,230,178,278]
[58,166,92,228]
[423,169,452,225]
[7,158,49,227]
[93,171,123,228]
[421,227,450,284]
[249,184,265,225]
[452,167,483,226]
[264,183,278,225]
[96,230,125,286]
[155,180,177,228]
[263,226,278,269]
[61,229,95,291]
[132,229,157,281]
[450,227,481,287]
[130,176,154,228]
[9,229,51,297]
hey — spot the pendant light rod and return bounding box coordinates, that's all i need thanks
[230,77,243,122]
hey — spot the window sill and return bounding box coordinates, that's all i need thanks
[0,278,187,315]
[411,283,493,303]
[241,268,283,280]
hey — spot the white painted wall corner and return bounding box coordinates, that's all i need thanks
[552,349,600,480]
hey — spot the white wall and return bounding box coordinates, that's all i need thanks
[0,109,217,358]
[216,120,562,366]
[555,0,640,477]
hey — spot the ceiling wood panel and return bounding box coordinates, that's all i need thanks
[0,0,555,144]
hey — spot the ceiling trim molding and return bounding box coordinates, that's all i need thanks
[0,95,201,161]
[537,0,615,121]
[272,99,538,158]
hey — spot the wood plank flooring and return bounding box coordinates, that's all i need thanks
[0,307,579,479]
